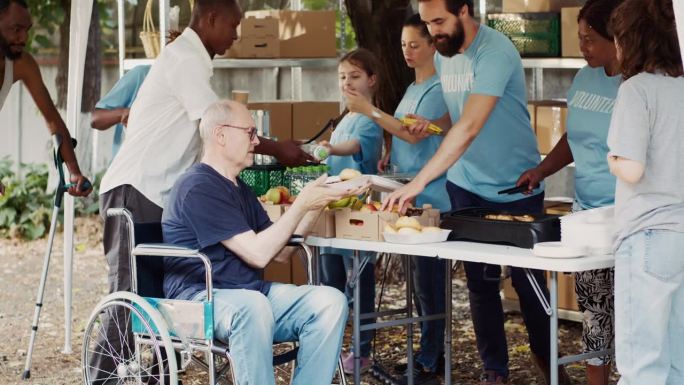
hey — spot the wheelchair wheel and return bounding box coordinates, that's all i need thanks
[82,292,178,385]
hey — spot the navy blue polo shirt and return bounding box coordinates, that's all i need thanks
[162,163,272,300]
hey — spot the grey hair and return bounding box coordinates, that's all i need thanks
[199,100,241,143]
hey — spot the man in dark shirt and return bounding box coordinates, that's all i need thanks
[163,100,363,384]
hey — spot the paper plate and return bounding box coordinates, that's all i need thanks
[325,175,404,193]
[533,242,587,258]
[383,229,451,244]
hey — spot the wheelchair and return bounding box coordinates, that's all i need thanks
[81,208,347,385]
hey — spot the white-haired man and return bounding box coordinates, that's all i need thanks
[162,100,360,385]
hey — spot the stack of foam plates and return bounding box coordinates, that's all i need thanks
[560,206,615,255]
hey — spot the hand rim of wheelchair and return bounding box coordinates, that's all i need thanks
[82,291,178,385]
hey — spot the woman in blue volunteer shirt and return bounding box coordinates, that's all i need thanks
[318,48,384,374]
[516,1,621,383]
[345,14,449,384]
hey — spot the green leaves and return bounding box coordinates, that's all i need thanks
[0,158,103,240]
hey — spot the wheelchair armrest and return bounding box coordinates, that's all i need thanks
[133,243,214,301]
[286,234,305,247]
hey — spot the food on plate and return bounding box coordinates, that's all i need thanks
[484,213,536,222]
[395,216,422,231]
[339,168,362,181]
[421,226,442,233]
[398,227,421,235]
[262,186,290,204]
[513,215,535,222]
[383,224,398,234]
[399,117,443,135]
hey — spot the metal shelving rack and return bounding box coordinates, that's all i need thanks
[116,0,339,100]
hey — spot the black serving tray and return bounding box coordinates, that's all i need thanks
[441,208,560,249]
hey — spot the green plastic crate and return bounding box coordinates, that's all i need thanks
[487,13,560,57]
[240,164,286,196]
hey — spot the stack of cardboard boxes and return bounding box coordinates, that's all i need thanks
[225,10,337,58]
[528,100,568,155]
[248,101,340,142]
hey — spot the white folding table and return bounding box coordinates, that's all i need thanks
[306,237,615,385]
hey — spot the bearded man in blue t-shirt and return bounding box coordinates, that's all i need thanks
[383,1,571,384]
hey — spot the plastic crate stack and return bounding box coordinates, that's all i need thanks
[487,12,560,57]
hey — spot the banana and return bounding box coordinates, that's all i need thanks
[328,196,352,209]
[400,117,443,135]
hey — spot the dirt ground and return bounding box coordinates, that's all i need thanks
[0,216,618,385]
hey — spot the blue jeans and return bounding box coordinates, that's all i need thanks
[447,182,550,378]
[196,283,348,385]
[320,249,376,357]
[615,230,684,385]
[412,255,446,371]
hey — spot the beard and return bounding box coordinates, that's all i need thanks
[0,34,23,61]
[433,19,465,57]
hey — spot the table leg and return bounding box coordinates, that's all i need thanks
[406,255,414,385]
[445,259,453,385]
[353,249,361,385]
[550,271,559,385]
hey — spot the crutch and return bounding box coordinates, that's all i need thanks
[22,134,91,380]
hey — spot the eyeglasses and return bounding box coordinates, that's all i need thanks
[218,124,258,141]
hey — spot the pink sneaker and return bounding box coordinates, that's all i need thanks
[341,352,372,375]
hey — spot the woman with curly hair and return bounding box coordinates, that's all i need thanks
[607,0,684,383]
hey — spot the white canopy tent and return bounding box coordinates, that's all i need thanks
[61,0,93,354]
[53,0,684,355]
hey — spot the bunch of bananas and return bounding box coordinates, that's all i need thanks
[400,117,443,135]
[328,195,365,210]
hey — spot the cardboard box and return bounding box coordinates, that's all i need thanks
[556,272,579,311]
[561,7,582,57]
[502,0,583,12]
[248,101,340,142]
[309,209,336,238]
[528,100,567,155]
[264,260,292,284]
[248,101,294,141]
[226,36,280,58]
[261,202,290,221]
[292,101,340,142]
[245,10,337,58]
[335,208,440,242]
[240,16,279,38]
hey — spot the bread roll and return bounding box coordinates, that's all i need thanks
[339,168,362,181]
[398,227,421,235]
[395,216,422,231]
[383,224,398,234]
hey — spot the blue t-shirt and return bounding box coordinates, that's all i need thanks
[95,65,151,159]
[392,74,451,212]
[566,66,620,209]
[162,163,273,300]
[434,25,542,202]
[326,113,383,176]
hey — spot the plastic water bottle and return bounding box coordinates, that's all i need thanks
[311,145,329,161]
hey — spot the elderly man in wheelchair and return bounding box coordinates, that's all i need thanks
[84,100,365,385]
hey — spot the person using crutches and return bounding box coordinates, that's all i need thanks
[0,0,92,196]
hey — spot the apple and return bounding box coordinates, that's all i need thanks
[264,188,283,204]
[359,203,378,213]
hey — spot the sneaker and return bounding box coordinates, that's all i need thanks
[341,352,371,375]
[396,366,439,385]
[480,370,508,385]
